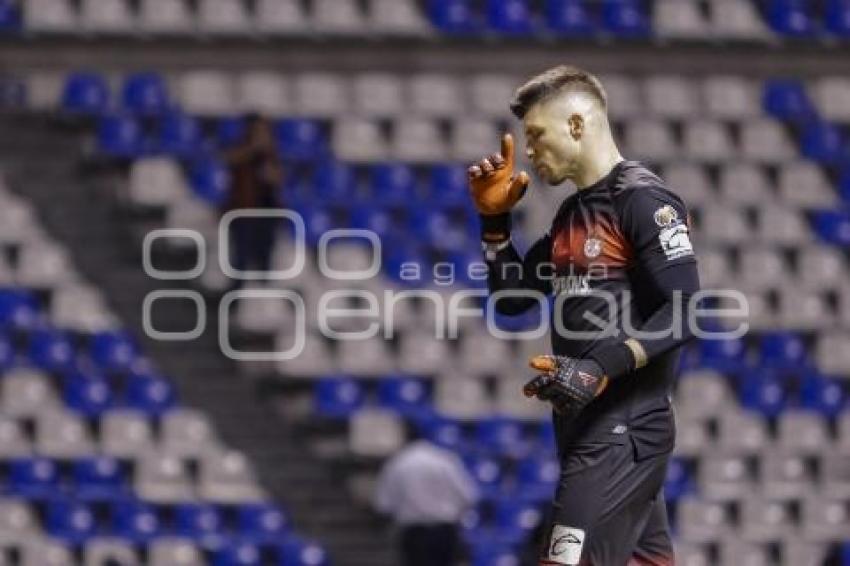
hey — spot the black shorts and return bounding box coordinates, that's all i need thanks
[539,440,674,566]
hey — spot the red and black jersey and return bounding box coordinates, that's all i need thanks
[484,160,700,457]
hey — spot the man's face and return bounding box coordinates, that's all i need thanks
[523,99,581,186]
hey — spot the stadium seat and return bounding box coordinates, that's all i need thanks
[179,70,235,116]
[352,73,406,118]
[111,500,162,542]
[737,247,786,291]
[760,450,811,500]
[515,455,559,501]
[0,417,32,459]
[278,538,330,566]
[368,0,429,35]
[740,374,788,417]
[333,118,389,162]
[777,161,836,208]
[156,111,204,157]
[8,457,60,499]
[349,408,406,457]
[821,453,850,499]
[136,453,195,502]
[464,454,504,499]
[255,0,308,35]
[23,0,78,33]
[61,72,110,115]
[428,0,479,33]
[199,450,265,503]
[624,118,677,161]
[275,119,327,161]
[800,375,846,416]
[36,409,96,458]
[683,120,735,163]
[801,495,849,541]
[84,539,141,566]
[800,121,847,164]
[677,498,732,543]
[451,117,501,162]
[825,0,850,36]
[188,157,230,206]
[313,0,366,34]
[150,538,205,566]
[1,369,59,418]
[487,0,534,35]
[90,330,139,372]
[174,502,225,540]
[81,0,135,34]
[757,332,808,369]
[675,370,732,420]
[46,499,96,543]
[236,503,289,543]
[162,408,222,459]
[73,456,128,501]
[27,328,75,372]
[128,157,189,207]
[601,0,650,37]
[645,75,699,119]
[122,72,170,115]
[717,162,772,206]
[717,538,770,566]
[376,376,431,418]
[294,73,349,117]
[698,453,753,501]
[812,76,850,122]
[740,118,796,163]
[776,410,830,455]
[419,416,465,450]
[756,204,810,245]
[810,209,850,246]
[703,75,760,119]
[475,417,528,458]
[436,375,493,419]
[197,0,251,34]
[545,0,595,35]
[314,377,364,418]
[739,497,795,542]
[654,0,708,38]
[664,457,693,502]
[98,114,145,157]
[392,117,447,162]
[409,73,465,118]
[766,0,818,37]
[598,74,642,118]
[716,410,769,455]
[763,79,816,124]
[236,72,291,116]
[125,374,177,415]
[139,0,195,34]
[64,376,113,417]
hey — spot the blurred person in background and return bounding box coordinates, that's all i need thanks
[222,113,283,282]
[373,437,479,566]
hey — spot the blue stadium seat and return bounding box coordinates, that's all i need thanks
[470,546,522,566]
[762,79,817,123]
[0,332,14,371]
[98,114,145,157]
[28,328,75,372]
[369,163,418,204]
[376,376,432,419]
[419,416,465,450]
[350,206,398,242]
[299,204,339,246]
[464,454,504,499]
[275,119,327,161]
[493,497,544,541]
[90,330,139,373]
[46,499,97,543]
[174,503,225,541]
[741,374,788,418]
[546,0,595,35]
[800,375,846,417]
[0,289,39,331]
[237,503,289,543]
[62,72,110,115]
[125,374,177,415]
[487,0,535,35]
[664,457,693,502]
[213,542,262,566]
[189,157,231,206]
[515,455,558,502]
[313,160,358,202]
[445,249,487,287]
[157,111,205,157]
[0,0,20,32]
[217,116,247,149]
[8,457,61,499]
[382,242,431,286]
[766,0,818,37]
[73,456,127,501]
[428,163,469,204]
[65,376,113,417]
[758,332,809,370]
[811,209,850,246]
[697,336,748,373]
[122,72,170,116]
[800,122,847,164]
[278,537,329,566]
[429,0,479,33]
[314,377,365,418]
[825,0,850,36]
[476,418,528,458]
[601,0,650,37]
[839,167,850,204]
[111,500,162,543]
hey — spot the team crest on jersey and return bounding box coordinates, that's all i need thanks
[583,237,602,259]
[653,205,678,227]
[546,525,585,565]
[659,223,694,260]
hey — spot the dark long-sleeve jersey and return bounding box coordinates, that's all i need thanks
[484,161,700,459]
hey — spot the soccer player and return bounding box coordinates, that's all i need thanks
[468,66,700,565]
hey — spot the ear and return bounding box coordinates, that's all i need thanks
[568,114,584,141]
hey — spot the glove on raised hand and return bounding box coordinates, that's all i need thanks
[468,134,530,241]
[523,355,609,416]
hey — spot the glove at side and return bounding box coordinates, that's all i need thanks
[523,355,609,416]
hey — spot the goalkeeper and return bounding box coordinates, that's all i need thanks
[468,66,700,566]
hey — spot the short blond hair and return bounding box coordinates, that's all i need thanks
[510,65,607,119]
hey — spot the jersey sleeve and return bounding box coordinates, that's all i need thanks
[620,186,696,274]
[485,233,553,316]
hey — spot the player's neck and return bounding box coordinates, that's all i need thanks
[575,144,624,190]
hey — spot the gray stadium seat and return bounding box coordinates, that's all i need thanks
[349,408,406,457]
[674,370,732,420]
[777,161,837,208]
[795,245,847,291]
[136,452,196,503]
[198,450,266,503]
[295,73,349,117]
[83,538,141,566]
[128,157,188,207]
[236,72,292,116]
[698,453,753,501]
[469,74,517,118]
[737,247,786,292]
[776,410,830,455]
[683,120,735,163]
[739,497,795,542]
[161,409,222,459]
[755,205,810,246]
[149,538,205,566]
[800,495,849,541]
[739,119,795,163]
[693,203,750,245]
[313,0,366,34]
[624,118,678,162]
[716,410,768,456]
[1,369,60,418]
[596,74,642,119]
[165,196,218,243]
[654,0,709,38]
[837,412,850,454]
[696,247,734,290]
[458,328,514,377]
[35,410,96,459]
[717,162,772,206]
[276,332,337,377]
[139,0,195,34]
[451,118,501,163]
[81,0,135,33]
[408,74,465,118]
[435,375,492,420]
[734,290,776,331]
[367,0,428,35]
[0,201,42,245]
[101,410,156,458]
[820,453,850,499]
[20,539,74,566]
[758,449,814,500]
[812,76,850,123]
[51,283,119,333]
[677,498,733,543]
[674,415,712,457]
[718,538,770,566]
[233,284,298,335]
[0,500,40,546]
[775,284,832,330]
[703,76,760,120]
[398,330,454,376]
[16,240,76,289]
[25,71,64,110]
[254,0,307,35]
[23,0,78,33]
[708,0,772,39]
[781,540,829,566]
[352,73,406,118]
[392,117,447,163]
[495,377,550,420]
[336,336,396,376]
[197,0,251,34]
[816,332,850,376]
[333,118,389,162]
[0,417,32,459]
[178,70,235,116]
[673,542,711,566]
[644,76,699,119]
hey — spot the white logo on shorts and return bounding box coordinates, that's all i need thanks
[547,525,585,565]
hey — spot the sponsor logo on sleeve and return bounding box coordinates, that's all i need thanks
[547,525,585,565]
[654,205,694,260]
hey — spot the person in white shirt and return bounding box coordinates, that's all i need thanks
[374,439,480,566]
